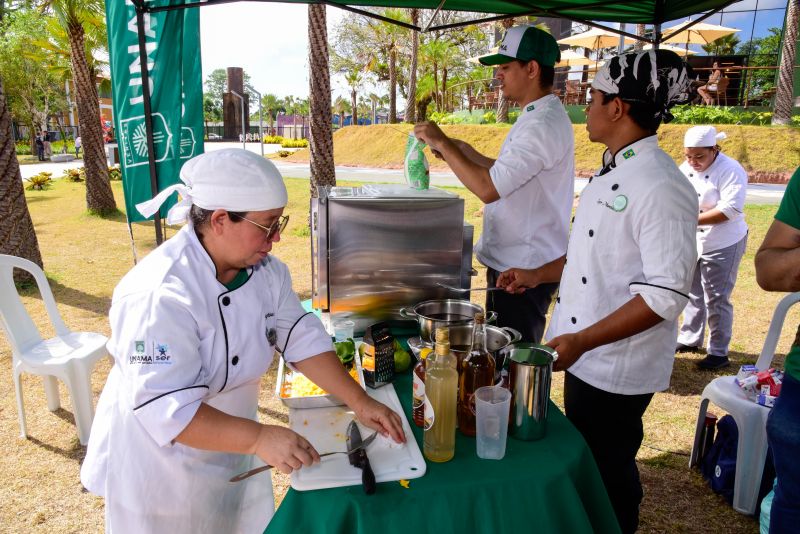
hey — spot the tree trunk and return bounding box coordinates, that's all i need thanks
[389,46,397,123]
[634,24,645,51]
[773,0,798,125]
[351,89,357,126]
[442,68,448,112]
[0,75,42,282]
[68,19,115,214]
[308,5,335,196]
[404,9,419,123]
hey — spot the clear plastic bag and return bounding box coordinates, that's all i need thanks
[404,134,430,190]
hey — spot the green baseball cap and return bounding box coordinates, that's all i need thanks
[478,25,560,68]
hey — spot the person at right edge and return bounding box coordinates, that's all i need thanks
[413,24,574,343]
[754,165,800,534]
[497,50,698,533]
[676,125,749,370]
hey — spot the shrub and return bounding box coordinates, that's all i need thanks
[108,166,122,180]
[669,105,800,126]
[15,142,32,155]
[281,138,308,148]
[26,172,52,190]
[483,111,496,124]
[263,135,285,144]
[63,168,85,182]
[277,150,292,157]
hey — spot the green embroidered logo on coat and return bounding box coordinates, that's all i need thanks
[622,149,635,160]
[526,104,535,112]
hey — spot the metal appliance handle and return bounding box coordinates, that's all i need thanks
[501,326,522,344]
[398,307,417,319]
[486,310,498,324]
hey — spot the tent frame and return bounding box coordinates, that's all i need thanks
[128,0,739,243]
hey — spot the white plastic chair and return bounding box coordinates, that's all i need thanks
[0,255,109,445]
[689,291,800,514]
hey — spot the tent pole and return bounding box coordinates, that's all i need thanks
[134,0,164,246]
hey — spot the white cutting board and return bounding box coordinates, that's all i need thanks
[289,382,426,491]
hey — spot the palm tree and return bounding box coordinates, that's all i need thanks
[42,0,115,214]
[333,95,350,129]
[0,74,43,278]
[260,93,282,135]
[375,9,407,123]
[701,34,741,56]
[405,9,419,123]
[634,24,645,51]
[308,4,335,194]
[344,68,363,126]
[773,0,798,125]
[368,92,379,124]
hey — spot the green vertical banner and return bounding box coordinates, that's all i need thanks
[105,1,204,222]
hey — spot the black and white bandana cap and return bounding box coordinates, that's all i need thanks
[591,49,693,124]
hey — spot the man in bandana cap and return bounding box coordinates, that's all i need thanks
[81,149,405,533]
[497,50,698,533]
[413,25,575,345]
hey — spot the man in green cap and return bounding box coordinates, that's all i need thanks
[414,25,574,344]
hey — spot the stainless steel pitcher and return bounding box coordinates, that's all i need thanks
[508,343,557,441]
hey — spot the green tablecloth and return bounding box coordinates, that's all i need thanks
[266,371,620,534]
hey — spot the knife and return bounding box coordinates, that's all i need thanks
[347,420,376,495]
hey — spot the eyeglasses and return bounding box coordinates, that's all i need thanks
[231,214,289,240]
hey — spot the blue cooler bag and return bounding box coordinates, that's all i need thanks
[701,414,738,504]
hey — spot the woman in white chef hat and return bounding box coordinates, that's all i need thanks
[80,148,405,533]
[676,126,749,370]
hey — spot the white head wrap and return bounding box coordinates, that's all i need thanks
[683,125,728,148]
[136,149,288,225]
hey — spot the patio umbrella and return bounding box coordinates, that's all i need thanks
[556,49,594,68]
[558,28,635,73]
[662,21,740,47]
[641,43,698,56]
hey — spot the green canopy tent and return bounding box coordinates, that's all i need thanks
[119,0,738,244]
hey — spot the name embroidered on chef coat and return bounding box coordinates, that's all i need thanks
[129,341,173,365]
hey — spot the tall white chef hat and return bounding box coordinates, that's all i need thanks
[136,149,288,225]
[684,125,728,148]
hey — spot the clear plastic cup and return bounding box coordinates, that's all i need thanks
[475,386,512,460]
[333,319,355,342]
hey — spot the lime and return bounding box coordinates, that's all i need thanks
[394,349,412,373]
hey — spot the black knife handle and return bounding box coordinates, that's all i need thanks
[362,461,376,495]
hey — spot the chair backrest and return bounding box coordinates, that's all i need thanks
[756,291,800,371]
[0,255,69,355]
[715,77,730,93]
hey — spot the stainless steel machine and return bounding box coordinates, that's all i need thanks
[311,184,474,334]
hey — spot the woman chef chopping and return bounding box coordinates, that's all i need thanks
[80,149,405,533]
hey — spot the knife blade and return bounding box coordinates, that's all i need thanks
[347,420,376,495]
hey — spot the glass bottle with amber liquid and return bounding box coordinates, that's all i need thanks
[423,327,458,462]
[457,313,495,437]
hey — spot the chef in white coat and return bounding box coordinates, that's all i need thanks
[496,50,697,534]
[80,149,404,533]
[676,126,749,370]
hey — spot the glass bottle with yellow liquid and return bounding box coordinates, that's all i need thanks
[423,327,458,462]
[458,313,496,436]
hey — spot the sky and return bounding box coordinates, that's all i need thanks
[199,3,349,101]
[198,1,790,103]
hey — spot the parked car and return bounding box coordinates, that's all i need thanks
[207,133,221,140]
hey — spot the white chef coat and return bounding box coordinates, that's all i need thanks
[81,223,333,534]
[476,93,575,272]
[679,152,748,255]
[547,136,698,395]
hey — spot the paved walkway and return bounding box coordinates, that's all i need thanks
[19,142,786,205]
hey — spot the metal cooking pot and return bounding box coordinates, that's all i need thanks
[399,299,498,345]
[427,323,522,376]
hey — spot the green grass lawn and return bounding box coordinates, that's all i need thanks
[0,177,791,532]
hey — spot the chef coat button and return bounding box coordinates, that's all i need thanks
[571,317,577,324]
[589,177,593,183]
[589,229,594,237]
[611,184,619,191]
[581,276,587,284]
[700,229,705,233]
[571,216,575,223]
[232,355,239,365]
[689,173,693,177]
[557,297,561,303]
[697,193,701,197]
[222,296,231,306]
[705,175,709,179]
